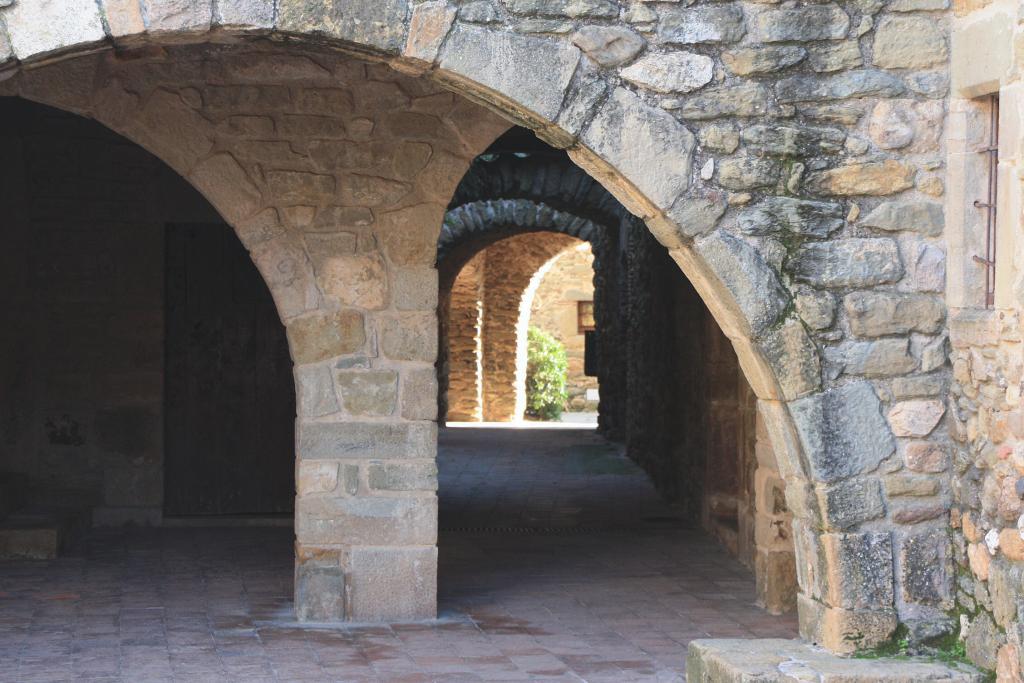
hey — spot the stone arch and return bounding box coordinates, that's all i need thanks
[0,1,943,650]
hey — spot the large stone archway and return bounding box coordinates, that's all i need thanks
[0,0,952,652]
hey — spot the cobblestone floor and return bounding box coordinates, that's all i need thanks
[0,426,797,682]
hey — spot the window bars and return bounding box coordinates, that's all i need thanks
[974,94,999,308]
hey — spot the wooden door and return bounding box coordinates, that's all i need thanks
[164,224,295,516]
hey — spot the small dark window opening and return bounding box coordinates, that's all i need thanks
[577,300,595,334]
[975,94,999,308]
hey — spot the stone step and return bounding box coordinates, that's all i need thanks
[687,639,985,682]
[0,493,92,560]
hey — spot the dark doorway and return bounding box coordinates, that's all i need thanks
[164,223,295,516]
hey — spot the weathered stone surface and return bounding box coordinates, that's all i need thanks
[278,0,409,52]
[287,311,366,364]
[794,287,836,330]
[317,252,389,310]
[905,442,948,473]
[816,531,896,610]
[741,125,845,157]
[657,4,746,45]
[791,238,903,288]
[401,368,438,421]
[739,196,844,238]
[620,52,713,94]
[694,231,790,337]
[296,364,340,418]
[571,26,644,67]
[297,495,436,545]
[965,612,1001,672]
[789,381,896,483]
[860,201,943,236]
[653,194,728,246]
[717,157,780,191]
[295,563,345,621]
[379,313,438,362]
[885,473,940,497]
[505,0,617,17]
[816,478,886,529]
[698,124,740,153]
[139,0,213,32]
[334,370,399,416]
[669,83,775,120]
[297,421,435,460]
[776,69,905,103]
[3,0,106,58]
[459,1,499,23]
[367,461,438,491]
[807,41,863,73]
[215,0,275,27]
[873,16,948,69]
[347,546,436,621]
[868,100,915,149]
[845,292,944,337]
[722,46,806,76]
[687,638,980,681]
[405,1,457,63]
[806,160,916,196]
[439,25,580,121]
[888,399,945,437]
[757,317,823,399]
[749,4,850,43]
[582,87,694,209]
[830,338,916,378]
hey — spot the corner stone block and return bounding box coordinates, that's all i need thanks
[582,87,694,211]
[296,495,437,545]
[819,532,895,611]
[297,421,436,461]
[898,530,952,608]
[2,0,106,60]
[815,477,886,531]
[277,0,410,54]
[789,380,896,484]
[439,24,580,122]
[798,594,898,654]
[295,561,346,622]
[347,546,437,621]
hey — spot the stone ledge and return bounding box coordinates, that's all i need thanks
[687,639,983,682]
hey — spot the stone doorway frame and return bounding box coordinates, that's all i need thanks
[0,0,914,653]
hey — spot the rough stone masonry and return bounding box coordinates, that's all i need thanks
[1,0,1010,675]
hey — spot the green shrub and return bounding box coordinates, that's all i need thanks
[525,326,568,421]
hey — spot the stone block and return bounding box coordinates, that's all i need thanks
[789,381,896,483]
[296,494,436,545]
[439,24,580,121]
[287,311,366,364]
[297,461,340,496]
[740,125,845,158]
[873,16,947,70]
[297,420,435,460]
[277,0,410,53]
[815,478,886,530]
[139,0,212,32]
[101,0,146,36]
[347,546,437,621]
[716,157,780,191]
[844,292,944,337]
[692,231,789,338]
[334,370,399,417]
[797,595,897,653]
[392,267,438,312]
[295,561,345,622]
[582,87,695,210]
[899,530,952,608]
[671,83,776,120]
[776,69,905,103]
[791,238,903,288]
[756,550,798,614]
[379,313,438,362]
[657,4,746,45]
[829,338,916,378]
[296,364,340,418]
[571,26,645,67]
[860,200,944,236]
[401,367,439,421]
[887,400,945,437]
[722,46,806,76]
[806,160,916,196]
[367,461,438,491]
[620,52,714,94]
[952,12,1012,97]
[756,317,822,400]
[404,1,456,64]
[215,0,274,27]
[749,4,850,43]
[3,0,105,59]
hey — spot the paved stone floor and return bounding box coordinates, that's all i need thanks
[0,426,797,682]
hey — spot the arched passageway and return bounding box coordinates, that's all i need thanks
[0,0,956,661]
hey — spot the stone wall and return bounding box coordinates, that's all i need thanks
[529,243,598,412]
[445,252,484,422]
[946,0,1024,677]
[0,0,961,649]
[0,97,221,524]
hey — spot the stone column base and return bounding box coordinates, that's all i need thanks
[686,639,983,682]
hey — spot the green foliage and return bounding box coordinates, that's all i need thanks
[525,326,568,421]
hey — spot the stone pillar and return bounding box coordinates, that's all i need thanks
[446,253,484,421]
